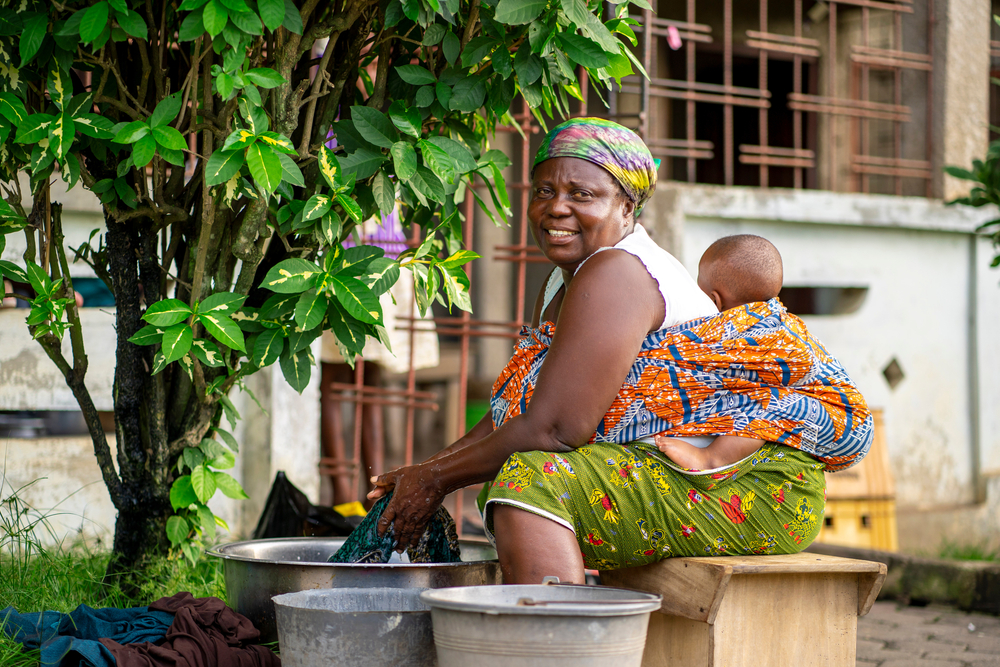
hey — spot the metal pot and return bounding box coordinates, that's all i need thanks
[208,536,500,643]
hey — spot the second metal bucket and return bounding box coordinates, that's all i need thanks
[420,583,662,667]
[273,587,436,667]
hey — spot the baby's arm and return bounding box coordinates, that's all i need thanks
[655,435,765,470]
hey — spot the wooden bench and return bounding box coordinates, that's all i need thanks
[601,553,887,667]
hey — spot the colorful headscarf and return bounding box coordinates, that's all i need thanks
[532,117,658,213]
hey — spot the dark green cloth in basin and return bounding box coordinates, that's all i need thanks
[328,494,462,564]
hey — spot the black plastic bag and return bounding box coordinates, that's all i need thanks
[251,471,357,539]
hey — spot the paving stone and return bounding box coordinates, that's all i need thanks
[878,660,964,667]
[924,640,971,653]
[924,652,1000,667]
[857,639,889,661]
[964,636,1000,653]
[963,655,1000,667]
[856,661,881,667]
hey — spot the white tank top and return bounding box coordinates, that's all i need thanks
[541,224,718,330]
[540,224,718,449]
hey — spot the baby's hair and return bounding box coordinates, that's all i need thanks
[702,234,783,304]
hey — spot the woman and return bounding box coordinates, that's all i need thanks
[368,119,848,584]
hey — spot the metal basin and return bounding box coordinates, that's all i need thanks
[208,537,500,643]
[274,587,436,667]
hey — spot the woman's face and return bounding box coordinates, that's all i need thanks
[528,157,636,273]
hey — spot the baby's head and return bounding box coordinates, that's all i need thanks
[698,234,783,312]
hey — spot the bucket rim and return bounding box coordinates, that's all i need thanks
[207,536,497,568]
[420,584,662,617]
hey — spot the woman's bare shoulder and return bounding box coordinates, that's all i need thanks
[566,249,664,332]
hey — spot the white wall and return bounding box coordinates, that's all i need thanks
[652,184,999,525]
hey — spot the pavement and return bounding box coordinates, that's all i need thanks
[857,601,1000,666]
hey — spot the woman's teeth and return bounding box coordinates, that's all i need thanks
[547,229,578,237]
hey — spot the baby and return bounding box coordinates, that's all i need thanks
[654,234,783,470]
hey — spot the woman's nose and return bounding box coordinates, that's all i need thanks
[547,193,572,216]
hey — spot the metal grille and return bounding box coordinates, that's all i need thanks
[613,0,934,195]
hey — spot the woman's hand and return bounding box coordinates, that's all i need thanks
[367,462,448,551]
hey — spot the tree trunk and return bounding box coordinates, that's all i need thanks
[105,484,173,586]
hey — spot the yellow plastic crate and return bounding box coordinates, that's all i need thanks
[817,498,899,551]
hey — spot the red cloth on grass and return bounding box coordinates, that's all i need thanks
[101,592,279,667]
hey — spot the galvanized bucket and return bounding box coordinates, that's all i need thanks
[420,582,662,667]
[273,587,436,667]
[208,537,500,643]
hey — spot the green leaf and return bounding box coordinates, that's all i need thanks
[320,210,342,246]
[130,134,156,168]
[191,464,217,503]
[170,476,199,510]
[245,67,286,88]
[202,0,228,37]
[215,428,239,453]
[0,93,28,125]
[48,114,74,160]
[362,257,400,295]
[556,33,610,68]
[214,472,249,499]
[279,346,313,393]
[116,8,148,39]
[422,23,446,45]
[395,65,436,85]
[246,143,282,192]
[415,85,435,108]
[166,515,189,545]
[197,504,218,540]
[253,327,284,367]
[200,312,246,350]
[426,136,478,173]
[257,0,285,29]
[331,275,382,324]
[419,138,457,183]
[15,114,55,144]
[281,0,302,33]
[80,2,109,43]
[408,166,445,204]
[294,290,327,330]
[263,258,322,293]
[438,249,482,269]
[199,291,247,314]
[144,299,193,326]
[188,339,223,368]
[460,36,496,68]
[317,145,341,190]
[339,148,386,180]
[74,114,115,139]
[47,66,69,111]
[326,300,367,355]
[178,7,205,41]
[278,153,304,187]
[580,10,620,54]
[494,0,547,24]
[152,125,187,151]
[302,194,332,221]
[20,14,47,66]
[561,0,590,28]
[337,246,385,277]
[944,166,976,181]
[205,149,245,186]
[113,120,150,143]
[228,9,262,34]
[182,446,206,472]
[442,31,460,64]
[336,193,363,223]
[372,170,395,219]
[391,141,418,180]
[161,323,194,364]
[150,93,182,127]
[440,264,472,311]
[388,103,422,138]
[0,260,28,283]
[128,324,164,345]
[450,76,487,112]
[350,106,399,149]
[24,262,50,296]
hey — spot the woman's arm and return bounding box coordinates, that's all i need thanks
[371,250,666,549]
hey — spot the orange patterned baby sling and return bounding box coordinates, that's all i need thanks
[491,298,872,472]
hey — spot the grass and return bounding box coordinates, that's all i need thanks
[1,476,226,667]
[937,539,1000,562]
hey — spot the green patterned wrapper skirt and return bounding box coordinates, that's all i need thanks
[478,442,825,570]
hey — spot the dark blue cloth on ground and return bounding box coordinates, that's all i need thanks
[0,603,174,667]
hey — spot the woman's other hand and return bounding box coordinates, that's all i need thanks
[368,463,447,551]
